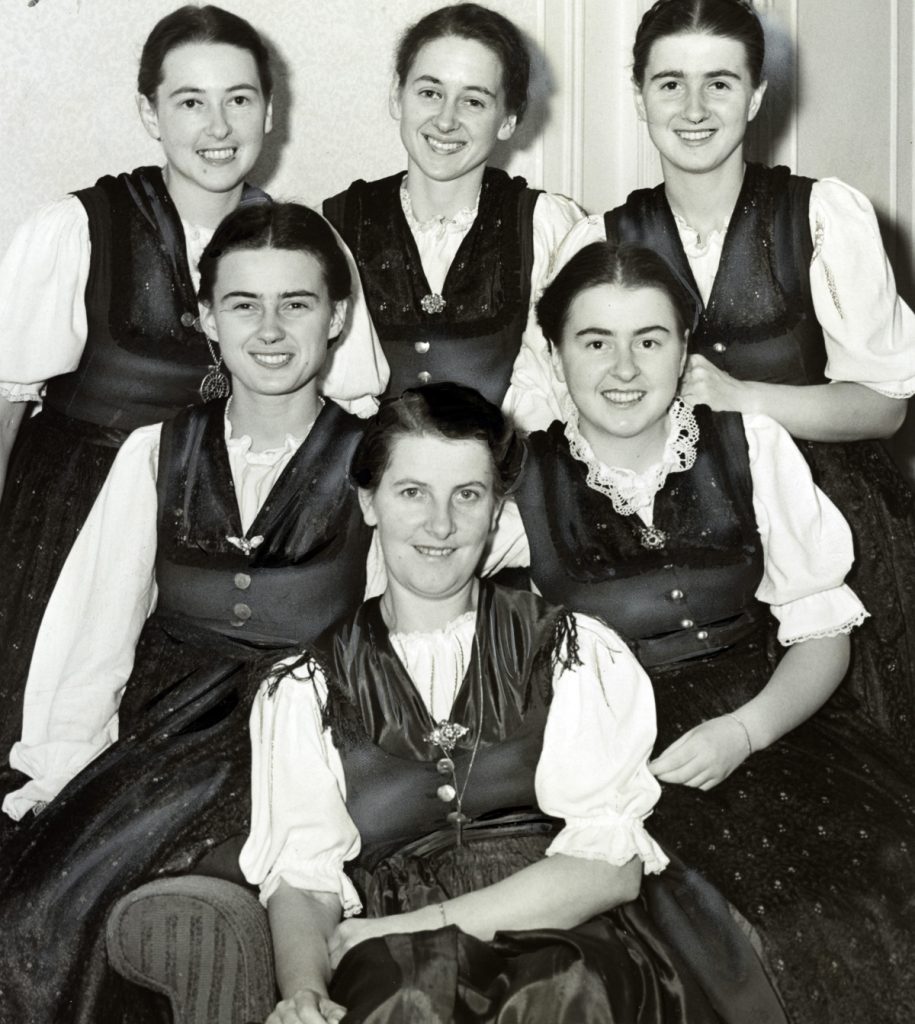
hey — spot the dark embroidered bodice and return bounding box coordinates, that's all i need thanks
[516,408,765,668]
[153,399,370,650]
[605,163,825,386]
[324,167,540,404]
[306,583,575,867]
[44,166,268,431]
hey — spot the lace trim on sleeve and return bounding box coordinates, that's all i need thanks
[780,607,869,647]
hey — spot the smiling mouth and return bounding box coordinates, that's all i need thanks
[422,134,466,155]
[414,545,456,557]
[197,147,238,164]
[251,352,292,367]
[602,389,646,407]
[675,129,716,143]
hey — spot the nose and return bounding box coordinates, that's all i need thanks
[432,97,459,133]
[258,308,285,345]
[682,84,709,124]
[425,497,456,540]
[610,346,640,382]
[206,103,231,139]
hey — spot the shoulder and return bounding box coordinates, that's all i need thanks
[533,191,587,235]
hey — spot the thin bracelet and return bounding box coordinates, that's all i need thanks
[436,903,448,928]
[727,712,753,756]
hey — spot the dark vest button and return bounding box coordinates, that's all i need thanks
[180,311,195,327]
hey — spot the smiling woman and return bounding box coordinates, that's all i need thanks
[0,202,380,1024]
[323,3,583,418]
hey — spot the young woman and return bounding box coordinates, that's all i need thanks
[491,241,915,1023]
[522,0,915,751]
[0,4,387,737]
[0,203,378,1024]
[322,3,581,420]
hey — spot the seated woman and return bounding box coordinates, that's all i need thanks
[492,241,915,1023]
[0,202,381,1024]
[323,3,582,420]
[228,382,787,1024]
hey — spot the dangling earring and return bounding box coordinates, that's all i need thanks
[199,336,231,401]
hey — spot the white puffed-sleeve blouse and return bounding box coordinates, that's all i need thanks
[240,611,670,913]
[506,177,915,431]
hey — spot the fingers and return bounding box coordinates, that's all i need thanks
[267,990,347,1024]
[319,997,347,1023]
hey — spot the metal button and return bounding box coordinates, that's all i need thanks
[679,618,695,629]
[414,340,431,354]
[232,602,252,622]
[437,784,457,803]
[417,370,432,384]
[180,311,195,327]
[696,630,710,641]
[712,342,727,353]
[669,588,684,600]
[436,757,454,775]
[234,573,251,590]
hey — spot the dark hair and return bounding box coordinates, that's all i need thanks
[537,242,698,346]
[138,4,273,100]
[197,202,351,308]
[633,0,765,88]
[395,3,530,122]
[351,382,524,499]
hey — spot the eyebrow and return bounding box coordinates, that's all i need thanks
[168,83,260,99]
[219,289,320,300]
[574,325,672,337]
[413,73,496,99]
[649,69,742,82]
[390,478,490,488]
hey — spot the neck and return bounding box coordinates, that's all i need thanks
[381,577,478,635]
[580,413,672,476]
[405,163,485,222]
[163,167,244,229]
[661,155,746,240]
[225,385,322,452]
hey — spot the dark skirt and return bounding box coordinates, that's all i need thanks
[0,409,123,757]
[0,619,268,1024]
[647,629,915,1024]
[800,436,915,757]
[329,830,784,1024]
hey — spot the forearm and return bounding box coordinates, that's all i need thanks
[733,634,850,751]
[0,395,27,498]
[741,380,905,441]
[396,853,641,941]
[268,882,342,999]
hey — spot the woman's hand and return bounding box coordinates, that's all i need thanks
[328,916,394,970]
[649,715,751,790]
[265,987,346,1024]
[680,354,754,413]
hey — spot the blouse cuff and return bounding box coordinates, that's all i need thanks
[2,772,72,821]
[258,864,363,916]
[0,382,42,402]
[773,583,870,646]
[857,379,915,401]
[546,815,669,876]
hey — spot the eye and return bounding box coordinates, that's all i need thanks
[585,339,606,351]
[180,98,202,109]
[455,488,482,503]
[708,80,731,92]
[283,300,314,314]
[637,337,661,350]
[228,94,252,106]
[464,97,485,109]
[229,301,257,312]
[399,486,422,499]
[418,88,441,101]
[658,79,681,92]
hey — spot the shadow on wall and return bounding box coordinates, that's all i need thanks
[257,34,291,192]
[489,25,554,173]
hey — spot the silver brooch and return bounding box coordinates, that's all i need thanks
[420,293,446,314]
[639,525,668,550]
[226,535,264,556]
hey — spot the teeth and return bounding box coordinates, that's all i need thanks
[199,148,236,160]
[602,390,645,405]
[415,546,455,557]
[677,130,714,141]
[424,136,465,154]
[252,353,291,366]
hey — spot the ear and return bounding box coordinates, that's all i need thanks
[137,93,161,141]
[264,97,274,135]
[548,341,566,384]
[497,113,517,142]
[329,299,347,339]
[634,85,647,123]
[358,487,378,527]
[679,330,689,376]
[489,497,505,534]
[388,78,403,121]
[747,79,768,123]
[201,304,219,342]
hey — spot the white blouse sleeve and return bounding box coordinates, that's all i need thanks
[239,665,363,914]
[2,423,161,820]
[536,614,669,876]
[808,179,915,398]
[503,198,594,433]
[317,218,389,418]
[744,412,868,646]
[0,195,90,400]
[481,498,531,576]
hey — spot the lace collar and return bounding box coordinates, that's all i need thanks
[399,177,481,236]
[223,398,321,464]
[562,394,700,516]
